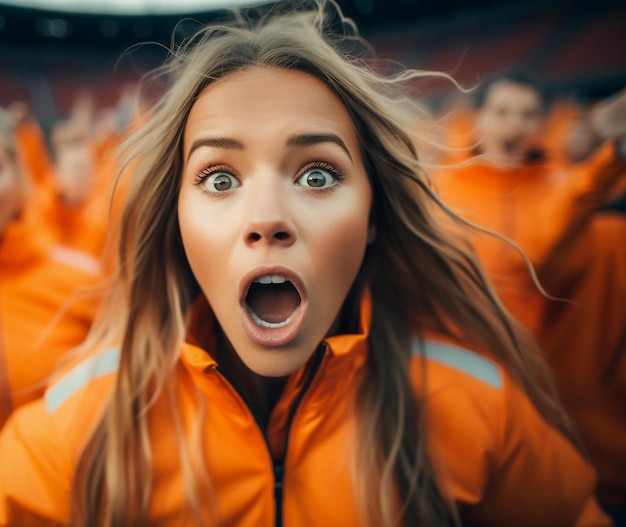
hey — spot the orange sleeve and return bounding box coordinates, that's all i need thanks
[418,355,612,526]
[481,373,611,526]
[540,142,625,261]
[14,119,54,188]
[0,402,70,526]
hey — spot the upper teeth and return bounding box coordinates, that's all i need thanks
[254,274,287,285]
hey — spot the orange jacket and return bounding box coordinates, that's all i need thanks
[433,143,624,332]
[14,118,55,193]
[0,206,102,427]
[539,213,626,505]
[0,292,609,526]
[434,144,626,505]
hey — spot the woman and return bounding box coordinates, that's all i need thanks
[0,1,611,525]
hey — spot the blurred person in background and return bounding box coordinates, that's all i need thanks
[42,92,132,262]
[0,106,103,429]
[9,90,135,265]
[433,71,626,522]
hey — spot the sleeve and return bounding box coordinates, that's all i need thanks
[0,400,70,527]
[418,355,612,527]
[536,142,626,282]
[471,372,613,527]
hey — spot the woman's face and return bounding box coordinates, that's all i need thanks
[179,67,374,377]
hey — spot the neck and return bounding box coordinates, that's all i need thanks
[216,332,288,429]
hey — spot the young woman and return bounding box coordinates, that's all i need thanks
[0,2,611,525]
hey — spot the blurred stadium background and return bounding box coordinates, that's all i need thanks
[0,0,624,131]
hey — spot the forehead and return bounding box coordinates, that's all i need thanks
[184,66,358,144]
[484,80,542,110]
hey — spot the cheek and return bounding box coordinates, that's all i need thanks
[478,116,500,140]
[178,197,231,292]
[312,196,371,287]
[527,120,544,137]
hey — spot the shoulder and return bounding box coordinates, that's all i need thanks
[411,338,602,525]
[0,348,117,525]
[410,339,502,390]
[45,347,119,416]
[410,339,504,415]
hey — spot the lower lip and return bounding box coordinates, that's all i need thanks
[240,301,307,348]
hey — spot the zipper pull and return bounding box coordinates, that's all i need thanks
[274,463,284,525]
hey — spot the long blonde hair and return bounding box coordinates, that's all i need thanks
[71,2,574,526]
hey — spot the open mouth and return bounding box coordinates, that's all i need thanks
[246,274,302,329]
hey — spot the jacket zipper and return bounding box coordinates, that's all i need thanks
[216,343,327,527]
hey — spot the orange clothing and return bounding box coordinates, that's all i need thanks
[0,293,609,526]
[433,143,624,332]
[13,118,54,191]
[539,214,626,505]
[434,144,626,505]
[0,206,102,427]
[15,121,128,262]
[543,98,581,165]
[39,139,122,260]
[13,118,60,229]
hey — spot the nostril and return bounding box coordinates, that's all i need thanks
[246,230,292,244]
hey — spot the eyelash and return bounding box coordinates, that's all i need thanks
[193,164,238,186]
[193,160,345,189]
[296,161,345,186]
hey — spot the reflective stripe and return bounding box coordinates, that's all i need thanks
[48,246,102,275]
[45,348,120,414]
[413,340,502,390]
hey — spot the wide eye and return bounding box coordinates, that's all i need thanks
[296,167,337,189]
[200,171,240,193]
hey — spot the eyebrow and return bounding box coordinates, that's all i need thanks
[186,133,352,161]
[287,133,352,161]
[187,137,244,160]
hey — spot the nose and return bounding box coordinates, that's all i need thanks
[243,178,296,248]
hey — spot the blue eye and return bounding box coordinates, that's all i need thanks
[201,171,240,193]
[296,167,338,189]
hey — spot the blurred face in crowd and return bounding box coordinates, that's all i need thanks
[477,80,545,168]
[54,141,96,205]
[0,142,25,236]
[178,67,374,378]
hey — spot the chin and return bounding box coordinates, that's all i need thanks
[241,338,319,378]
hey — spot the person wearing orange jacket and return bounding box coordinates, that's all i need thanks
[12,93,132,264]
[433,71,626,521]
[0,3,611,526]
[0,107,103,429]
[41,102,123,261]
